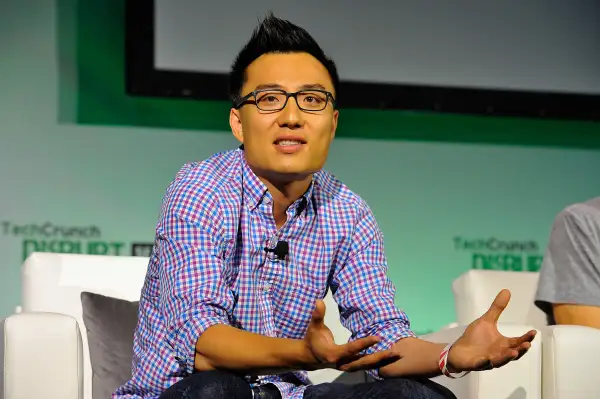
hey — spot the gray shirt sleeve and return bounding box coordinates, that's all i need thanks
[534,203,600,323]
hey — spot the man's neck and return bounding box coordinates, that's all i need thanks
[259,175,312,229]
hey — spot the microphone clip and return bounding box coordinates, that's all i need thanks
[264,240,289,261]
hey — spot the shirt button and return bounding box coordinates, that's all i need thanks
[263,283,272,292]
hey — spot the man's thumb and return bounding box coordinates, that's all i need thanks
[484,289,511,323]
[311,299,326,324]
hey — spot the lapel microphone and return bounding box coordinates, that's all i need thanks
[264,240,289,261]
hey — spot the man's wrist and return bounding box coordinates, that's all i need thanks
[274,338,321,371]
[297,340,322,371]
[446,360,461,373]
[444,345,459,373]
[440,343,469,379]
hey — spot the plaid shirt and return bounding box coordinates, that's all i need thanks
[114,148,414,399]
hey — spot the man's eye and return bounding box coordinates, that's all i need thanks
[257,93,284,103]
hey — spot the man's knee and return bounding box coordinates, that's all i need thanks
[159,370,252,399]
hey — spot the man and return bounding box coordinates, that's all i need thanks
[535,197,600,328]
[114,14,536,399]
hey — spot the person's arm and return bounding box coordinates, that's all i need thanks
[379,338,447,378]
[156,167,234,375]
[194,325,318,374]
[534,204,600,329]
[330,204,423,379]
[332,203,535,379]
[381,290,537,378]
[553,304,600,329]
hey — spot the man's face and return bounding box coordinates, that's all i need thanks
[230,52,338,183]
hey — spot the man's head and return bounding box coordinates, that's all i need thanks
[229,13,339,185]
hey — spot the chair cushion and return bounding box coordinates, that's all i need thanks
[80,291,139,399]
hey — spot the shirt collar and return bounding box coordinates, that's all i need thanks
[241,154,269,211]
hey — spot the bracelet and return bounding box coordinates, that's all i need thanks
[439,343,470,379]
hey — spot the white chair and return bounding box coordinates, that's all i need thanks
[452,269,600,399]
[2,253,541,399]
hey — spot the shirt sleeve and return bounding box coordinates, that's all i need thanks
[535,205,600,321]
[156,165,235,375]
[331,204,415,380]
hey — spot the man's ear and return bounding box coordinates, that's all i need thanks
[230,108,244,143]
[330,109,339,141]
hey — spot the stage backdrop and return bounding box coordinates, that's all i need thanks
[0,0,599,335]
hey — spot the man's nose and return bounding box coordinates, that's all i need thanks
[277,96,305,128]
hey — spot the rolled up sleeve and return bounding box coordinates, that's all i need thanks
[332,205,415,380]
[156,172,235,375]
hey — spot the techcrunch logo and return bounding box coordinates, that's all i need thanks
[2,221,101,239]
[454,236,543,272]
[1,220,154,261]
[453,237,539,253]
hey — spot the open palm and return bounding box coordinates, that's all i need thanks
[305,300,400,371]
[448,289,537,372]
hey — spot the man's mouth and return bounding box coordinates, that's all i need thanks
[275,139,304,146]
[273,138,306,154]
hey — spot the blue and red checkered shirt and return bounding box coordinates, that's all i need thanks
[114,148,414,399]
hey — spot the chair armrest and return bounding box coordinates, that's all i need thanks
[421,324,542,399]
[2,312,83,399]
[542,325,600,399]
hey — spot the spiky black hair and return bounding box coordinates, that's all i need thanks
[229,13,339,106]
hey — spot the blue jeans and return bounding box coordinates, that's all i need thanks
[158,371,275,399]
[158,370,456,399]
[304,378,456,399]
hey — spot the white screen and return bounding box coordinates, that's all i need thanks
[155,0,600,94]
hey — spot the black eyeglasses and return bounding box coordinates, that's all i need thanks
[234,89,336,112]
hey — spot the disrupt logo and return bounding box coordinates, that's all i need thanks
[453,236,543,272]
[22,240,126,260]
[1,221,153,260]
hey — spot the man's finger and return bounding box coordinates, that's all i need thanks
[310,300,326,325]
[489,349,519,369]
[482,289,511,323]
[507,330,537,347]
[474,358,494,371]
[490,357,512,369]
[514,343,531,361]
[488,341,531,369]
[339,336,381,358]
[338,350,400,372]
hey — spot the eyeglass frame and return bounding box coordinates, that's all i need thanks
[234,88,337,112]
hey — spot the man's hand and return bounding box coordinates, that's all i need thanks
[447,289,537,373]
[304,299,400,372]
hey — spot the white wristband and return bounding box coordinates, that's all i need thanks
[439,343,470,379]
